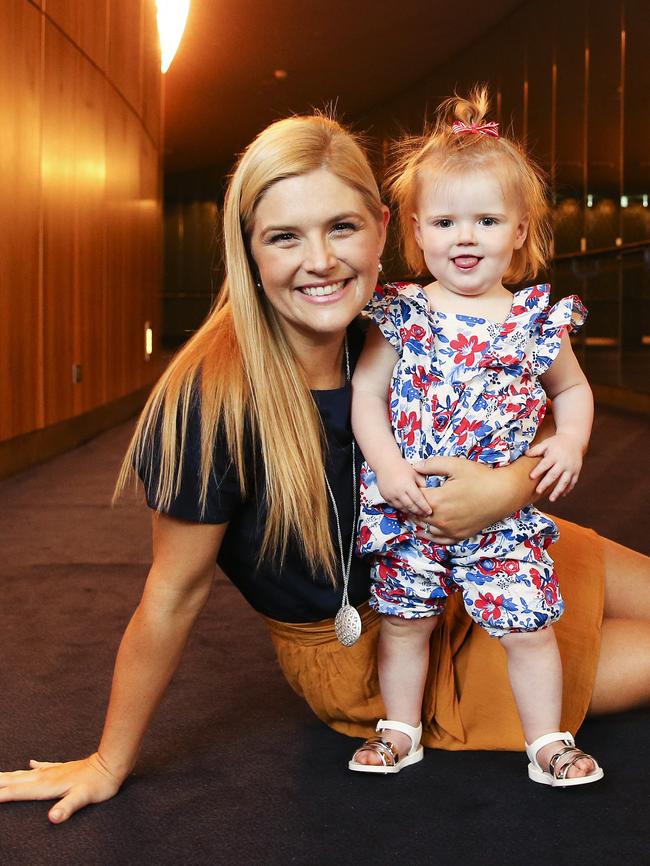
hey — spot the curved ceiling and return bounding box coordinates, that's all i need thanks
[163,0,525,175]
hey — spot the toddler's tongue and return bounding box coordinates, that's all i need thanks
[453,256,481,269]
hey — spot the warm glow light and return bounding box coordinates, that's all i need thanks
[620,195,629,208]
[586,194,593,208]
[145,322,153,359]
[156,0,190,73]
[644,195,649,208]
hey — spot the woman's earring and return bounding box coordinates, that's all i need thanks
[255,278,263,292]
[378,261,383,273]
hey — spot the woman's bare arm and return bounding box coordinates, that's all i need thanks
[414,414,555,544]
[0,514,226,824]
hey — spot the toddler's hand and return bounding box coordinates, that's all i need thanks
[527,433,584,502]
[375,457,432,517]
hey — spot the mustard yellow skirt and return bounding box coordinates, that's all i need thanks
[263,517,604,752]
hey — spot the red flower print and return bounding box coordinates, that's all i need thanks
[530,567,559,606]
[500,321,517,337]
[358,525,372,548]
[528,285,547,301]
[450,333,489,367]
[453,417,484,446]
[433,409,452,433]
[474,591,505,623]
[524,539,544,561]
[397,411,421,446]
[413,365,434,395]
[377,560,399,582]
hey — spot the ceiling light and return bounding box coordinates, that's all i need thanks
[157,0,190,73]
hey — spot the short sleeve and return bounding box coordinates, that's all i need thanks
[532,294,587,376]
[361,283,406,353]
[135,394,243,524]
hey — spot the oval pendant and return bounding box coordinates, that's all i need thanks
[334,604,362,647]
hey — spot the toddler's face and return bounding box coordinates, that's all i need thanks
[412,169,528,297]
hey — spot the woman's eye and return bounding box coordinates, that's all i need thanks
[268,232,296,245]
[331,221,357,234]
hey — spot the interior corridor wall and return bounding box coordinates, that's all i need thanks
[0,0,162,458]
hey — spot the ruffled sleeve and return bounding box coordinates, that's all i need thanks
[361,282,406,353]
[531,295,587,375]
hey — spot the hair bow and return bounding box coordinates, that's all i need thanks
[451,120,500,138]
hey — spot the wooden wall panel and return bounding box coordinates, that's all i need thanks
[624,0,650,200]
[45,0,108,71]
[108,0,142,113]
[73,59,107,414]
[141,0,161,144]
[0,0,42,441]
[41,20,77,426]
[0,0,162,452]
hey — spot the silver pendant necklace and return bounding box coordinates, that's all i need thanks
[325,336,362,647]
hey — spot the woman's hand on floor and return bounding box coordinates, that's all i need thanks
[0,752,123,823]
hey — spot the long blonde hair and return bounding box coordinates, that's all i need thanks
[387,86,553,284]
[115,114,383,577]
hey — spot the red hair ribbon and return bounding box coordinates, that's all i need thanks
[451,120,500,138]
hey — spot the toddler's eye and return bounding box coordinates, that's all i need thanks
[435,219,453,228]
[479,217,498,227]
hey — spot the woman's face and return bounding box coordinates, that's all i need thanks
[249,168,389,344]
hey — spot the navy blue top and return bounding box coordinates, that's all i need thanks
[138,325,371,622]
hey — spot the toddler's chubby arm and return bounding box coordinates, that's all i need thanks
[352,325,431,517]
[528,333,594,502]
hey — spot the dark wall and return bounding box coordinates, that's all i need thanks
[362,0,650,262]
[162,0,650,343]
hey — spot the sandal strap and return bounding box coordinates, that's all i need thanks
[377,719,422,755]
[354,737,398,767]
[525,730,574,765]
[551,748,597,781]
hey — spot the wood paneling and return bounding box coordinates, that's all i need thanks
[41,21,77,426]
[108,0,142,113]
[0,0,42,441]
[141,0,161,144]
[45,0,108,70]
[0,0,162,450]
[73,58,107,415]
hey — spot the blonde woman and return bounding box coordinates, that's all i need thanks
[0,114,648,821]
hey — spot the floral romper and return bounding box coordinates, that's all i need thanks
[357,282,587,638]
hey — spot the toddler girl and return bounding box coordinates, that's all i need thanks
[349,88,603,786]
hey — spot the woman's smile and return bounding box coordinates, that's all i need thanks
[250,168,389,343]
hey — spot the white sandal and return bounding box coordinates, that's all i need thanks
[525,731,604,787]
[348,719,424,774]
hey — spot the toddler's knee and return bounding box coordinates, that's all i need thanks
[501,625,557,654]
[381,613,439,640]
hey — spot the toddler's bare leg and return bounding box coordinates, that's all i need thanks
[501,627,596,778]
[353,614,439,765]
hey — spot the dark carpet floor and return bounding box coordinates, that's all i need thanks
[0,409,648,866]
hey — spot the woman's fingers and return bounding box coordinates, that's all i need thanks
[0,755,122,821]
[49,787,92,824]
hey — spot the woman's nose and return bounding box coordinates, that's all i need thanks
[304,237,336,272]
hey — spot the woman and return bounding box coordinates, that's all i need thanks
[0,114,648,821]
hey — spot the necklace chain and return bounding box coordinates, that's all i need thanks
[324,337,357,609]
